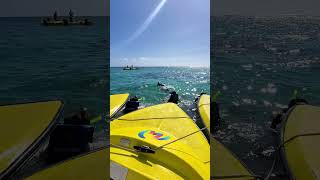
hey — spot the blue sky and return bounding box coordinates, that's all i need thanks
[111,0,210,67]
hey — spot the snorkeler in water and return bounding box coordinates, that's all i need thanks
[157,82,165,86]
[168,91,179,104]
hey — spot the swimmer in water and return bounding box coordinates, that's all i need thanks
[168,91,179,104]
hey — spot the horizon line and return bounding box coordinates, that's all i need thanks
[110,66,209,68]
[211,14,320,17]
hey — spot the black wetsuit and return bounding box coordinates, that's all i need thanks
[168,93,179,104]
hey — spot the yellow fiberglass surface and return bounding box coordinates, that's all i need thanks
[283,105,320,180]
[198,94,210,132]
[110,94,129,118]
[110,103,210,180]
[0,100,62,178]
[26,147,109,180]
[211,137,253,180]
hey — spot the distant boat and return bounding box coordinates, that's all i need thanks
[41,19,92,26]
[123,65,138,70]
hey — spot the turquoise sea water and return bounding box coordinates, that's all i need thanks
[0,17,108,178]
[111,67,210,120]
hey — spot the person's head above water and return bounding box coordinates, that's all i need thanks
[171,91,176,95]
[157,82,164,86]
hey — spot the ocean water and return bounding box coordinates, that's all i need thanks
[0,17,108,116]
[0,16,108,130]
[110,67,210,121]
[212,16,320,177]
[0,17,108,177]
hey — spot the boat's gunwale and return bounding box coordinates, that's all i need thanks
[110,94,129,119]
[196,94,210,135]
[0,99,62,107]
[0,100,64,179]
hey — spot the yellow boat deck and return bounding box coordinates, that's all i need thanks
[110,103,210,179]
[26,147,109,179]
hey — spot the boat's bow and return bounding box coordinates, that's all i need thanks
[0,100,63,179]
[110,94,129,118]
[110,103,210,179]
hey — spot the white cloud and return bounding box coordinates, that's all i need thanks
[123,0,168,47]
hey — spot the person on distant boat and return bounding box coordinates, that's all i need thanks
[168,91,179,104]
[69,9,74,22]
[53,11,58,21]
[157,82,165,86]
[84,19,89,25]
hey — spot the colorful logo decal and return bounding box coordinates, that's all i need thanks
[138,130,171,140]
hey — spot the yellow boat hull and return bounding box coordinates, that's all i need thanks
[110,103,210,179]
[282,105,320,180]
[110,94,129,118]
[198,94,210,132]
[0,101,63,179]
[211,137,253,180]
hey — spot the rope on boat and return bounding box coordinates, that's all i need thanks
[116,116,189,121]
[110,127,208,153]
[155,127,208,151]
[264,131,320,180]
